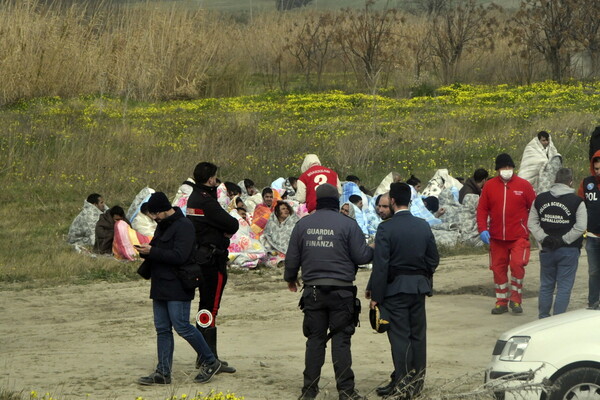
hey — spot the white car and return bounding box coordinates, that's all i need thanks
[485,308,600,400]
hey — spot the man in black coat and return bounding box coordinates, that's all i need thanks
[369,183,439,398]
[136,192,221,385]
[187,162,239,373]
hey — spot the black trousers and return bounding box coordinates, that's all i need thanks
[301,286,356,394]
[197,258,228,326]
[382,293,427,396]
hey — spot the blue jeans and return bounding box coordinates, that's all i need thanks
[587,237,600,307]
[153,300,215,376]
[538,247,580,319]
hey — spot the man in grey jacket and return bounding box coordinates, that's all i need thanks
[528,167,586,318]
[285,183,374,400]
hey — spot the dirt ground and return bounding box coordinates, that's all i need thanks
[0,248,591,400]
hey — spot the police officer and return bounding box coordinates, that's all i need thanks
[186,162,239,373]
[580,151,600,307]
[285,183,374,400]
[369,182,439,398]
[529,168,586,318]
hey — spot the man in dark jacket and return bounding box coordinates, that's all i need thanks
[136,192,221,386]
[369,182,439,399]
[285,183,374,400]
[578,150,600,307]
[187,162,239,373]
[529,168,586,318]
[458,168,488,204]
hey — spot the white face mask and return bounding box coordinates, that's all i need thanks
[500,169,513,181]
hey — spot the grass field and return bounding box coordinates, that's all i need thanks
[0,81,598,287]
[144,0,520,12]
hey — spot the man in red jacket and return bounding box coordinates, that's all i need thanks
[296,154,342,213]
[477,153,536,314]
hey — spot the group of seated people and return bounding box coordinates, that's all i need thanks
[67,192,156,260]
[67,133,561,266]
[66,168,485,266]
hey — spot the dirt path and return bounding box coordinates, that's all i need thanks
[0,249,590,400]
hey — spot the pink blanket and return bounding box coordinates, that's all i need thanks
[113,220,151,261]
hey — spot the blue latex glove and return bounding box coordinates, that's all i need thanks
[480,230,490,244]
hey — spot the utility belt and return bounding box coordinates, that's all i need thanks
[387,267,431,283]
[197,243,228,255]
[298,285,361,338]
[305,284,356,294]
[195,244,228,271]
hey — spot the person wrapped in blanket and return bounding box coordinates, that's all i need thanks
[228,206,267,269]
[237,178,258,200]
[94,205,131,254]
[406,174,422,192]
[518,130,560,192]
[285,177,298,198]
[250,187,277,237]
[261,201,299,267]
[172,178,195,215]
[340,202,355,218]
[217,181,245,211]
[132,203,157,237]
[67,193,108,247]
[271,177,298,199]
[341,180,380,236]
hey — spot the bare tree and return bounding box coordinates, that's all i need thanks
[569,0,600,78]
[284,11,339,88]
[276,0,313,11]
[410,0,448,16]
[427,0,499,83]
[406,17,433,80]
[508,0,575,82]
[336,0,403,90]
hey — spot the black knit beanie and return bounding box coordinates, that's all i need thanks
[146,192,172,213]
[495,153,515,170]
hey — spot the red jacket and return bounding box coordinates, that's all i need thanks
[477,175,536,241]
[298,165,339,212]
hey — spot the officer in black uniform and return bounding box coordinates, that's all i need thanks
[368,182,439,398]
[285,183,374,400]
[186,162,239,373]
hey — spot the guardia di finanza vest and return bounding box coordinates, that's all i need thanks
[534,191,583,248]
[583,176,600,234]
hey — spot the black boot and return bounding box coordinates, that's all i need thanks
[196,326,236,373]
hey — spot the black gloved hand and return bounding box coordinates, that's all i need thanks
[542,236,563,250]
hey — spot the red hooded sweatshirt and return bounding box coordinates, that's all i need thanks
[578,149,600,234]
[477,173,536,241]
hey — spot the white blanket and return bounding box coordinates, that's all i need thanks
[518,137,559,189]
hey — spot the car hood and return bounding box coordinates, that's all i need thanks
[498,309,600,339]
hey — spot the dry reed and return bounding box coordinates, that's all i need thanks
[0,0,587,106]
